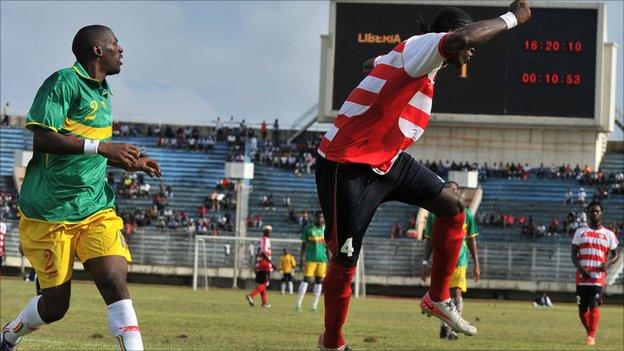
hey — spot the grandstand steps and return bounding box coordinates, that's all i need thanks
[600,151,624,174]
[249,165,418,238]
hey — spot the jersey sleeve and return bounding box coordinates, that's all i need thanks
[608,230,619,250]
[26,72,75,132]
[402,32,449,78]
[424,213,435,239]
[466,209,479,237]
[260,237,269,254]
[300,225,309,242]
[571,229,582,246]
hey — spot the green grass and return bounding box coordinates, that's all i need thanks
[1,277,623,350]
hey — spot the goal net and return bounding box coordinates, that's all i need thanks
[192,235,366,297]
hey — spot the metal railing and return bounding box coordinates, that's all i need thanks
[1,222,616,286]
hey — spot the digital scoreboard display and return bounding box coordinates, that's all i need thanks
[332,2,598,118]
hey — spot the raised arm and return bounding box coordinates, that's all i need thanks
[441,0,531,56]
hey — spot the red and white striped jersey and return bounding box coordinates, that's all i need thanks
[572,226,618,286]
[255,236,273,272]
[318,32,450,174]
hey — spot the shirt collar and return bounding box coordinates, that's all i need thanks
[71,61,113,95]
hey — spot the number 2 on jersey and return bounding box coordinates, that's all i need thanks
[341,237,354,257]
[85,100,98,121]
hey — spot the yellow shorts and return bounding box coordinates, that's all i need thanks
[304,261,327,278]
[19,208,131,289]
[450,267,468,292]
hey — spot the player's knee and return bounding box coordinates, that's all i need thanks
[95,274,129,299]
[41,296,70,323]
[436,188,463,217]
[305,276,315,284]
[315,277,324,284]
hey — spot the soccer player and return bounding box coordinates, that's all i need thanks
[421,182,480,341]
[314,1,531,349]
[246,225,277,309]
[571,201,620,346]
[280,248,297,295]
[296,211,329,312]
[0,216,5,276]
[0,25,161,351]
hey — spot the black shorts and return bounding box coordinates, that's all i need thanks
[255,270,270,284]
[281,273,293,282]
[576,285,603,309]
[315,152,445,267]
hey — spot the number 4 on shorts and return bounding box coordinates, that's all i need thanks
[341,237,354,257]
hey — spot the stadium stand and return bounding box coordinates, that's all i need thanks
[600,151,624,176]
[108,135,228,216]
[2,126,622,244]
[247,164,419,238]
[0,128,32,177]
[2,124,622,293]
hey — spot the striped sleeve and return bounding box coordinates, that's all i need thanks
[402,33,447,78]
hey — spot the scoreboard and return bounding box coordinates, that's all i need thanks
[319,1,609,125]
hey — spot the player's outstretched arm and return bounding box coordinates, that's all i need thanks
[32,126,141,169]
[442,0,531,56]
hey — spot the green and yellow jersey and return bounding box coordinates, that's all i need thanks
[301,224,328,263]
[424,208,479,268]
[19,62,116,223]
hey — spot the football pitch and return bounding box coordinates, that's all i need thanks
[1,277,623,350]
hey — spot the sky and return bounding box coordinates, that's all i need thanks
[1,0,623,138]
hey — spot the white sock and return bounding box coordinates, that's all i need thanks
[296,281,308,308]
[280,282,286,294]
[287,281,294,294]
[3,296,46,345]
[312,283,323,309]
[452,297,464,314]
[107,299,143,351]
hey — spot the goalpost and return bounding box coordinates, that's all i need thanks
[192,235,367,298]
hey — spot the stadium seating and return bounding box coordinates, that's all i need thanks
[478,177,623,243]
[600,151,624,175]
[1,127,621,245]
[247,165,419,238]
[109,135,229,217]
[0,128,32,176]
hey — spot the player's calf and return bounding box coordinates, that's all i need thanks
[107,299,143,351]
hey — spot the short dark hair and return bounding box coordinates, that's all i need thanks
[586,201,603,212]
[429,7,474,33]
[72,25,113,58]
